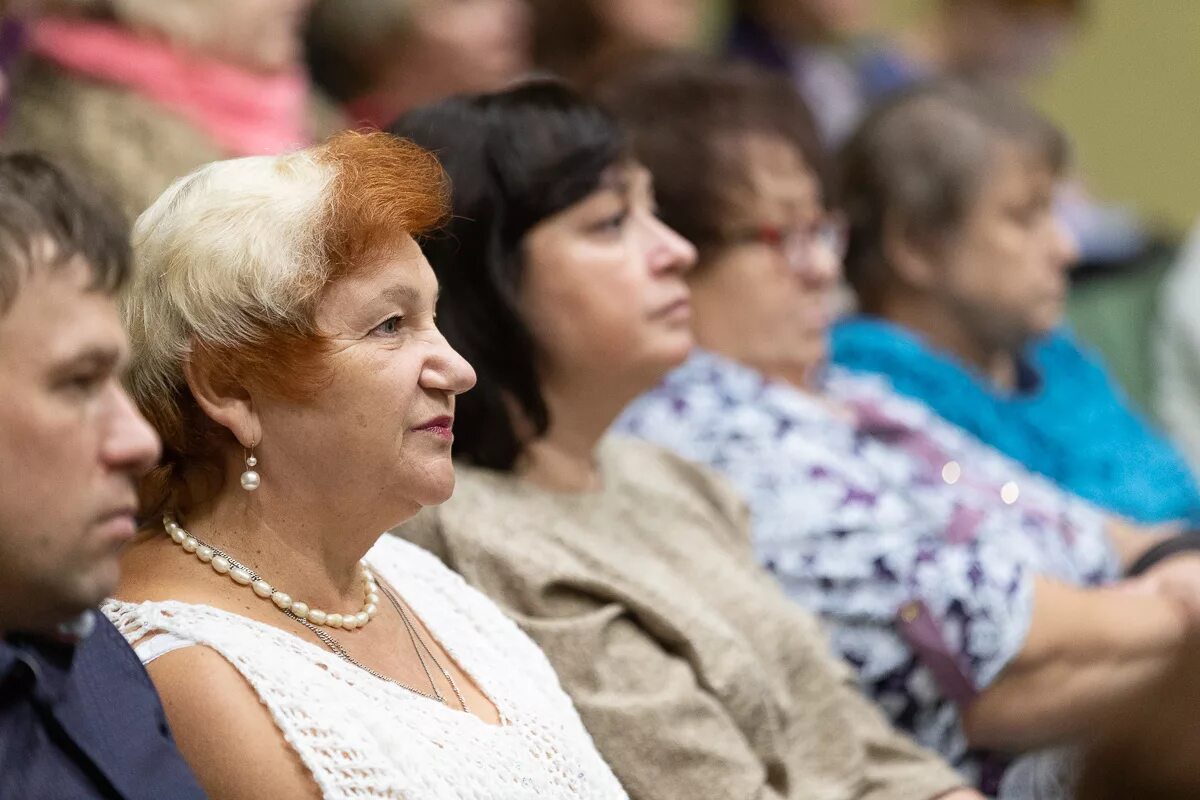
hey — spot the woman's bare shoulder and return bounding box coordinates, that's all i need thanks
[147,644,323,800]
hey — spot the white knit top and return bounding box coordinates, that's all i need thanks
[102,536,628,800]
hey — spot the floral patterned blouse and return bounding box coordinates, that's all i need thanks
[616,350,1121,795]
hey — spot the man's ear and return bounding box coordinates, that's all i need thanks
[183,349,261,448]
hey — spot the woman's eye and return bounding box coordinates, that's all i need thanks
[60,371,106,396]
[372,315,405,336]
[594,210,630,233]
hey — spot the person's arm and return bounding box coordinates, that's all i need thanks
[509,600,789,800]
[962,576,1193,752]
[813,637,975,800]
[145,645,322,800]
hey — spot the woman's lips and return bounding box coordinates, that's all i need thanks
[413,416,454,441]
[653,296,692,324]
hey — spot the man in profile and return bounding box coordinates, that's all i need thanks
[0,152,205,798]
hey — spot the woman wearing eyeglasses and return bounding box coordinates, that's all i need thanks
[609,58,1200,798]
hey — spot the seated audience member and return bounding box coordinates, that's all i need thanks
[528,0,707,86]
[104,132,627,800]
[0,153,205,799]
[393,80,977,800]
[305,0,530,130]
[605,58,1200,796]
[830,80,1200,526]
[6,0,327,219]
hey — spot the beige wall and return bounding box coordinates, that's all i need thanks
[882,0,1200,234]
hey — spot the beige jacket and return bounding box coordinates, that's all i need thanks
[400,436,963,800]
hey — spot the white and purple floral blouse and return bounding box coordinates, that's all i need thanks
[616,349,1121,795]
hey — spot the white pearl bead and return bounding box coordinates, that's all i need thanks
[1001,481,1020,505]
[366,592,380,606]
[229,567,252,585]
[308,609,327,625]
[252,579,273,598]
[355,611,369,627]
[326,613,343,628]
[365,603,378,619]
[196,545,214,563]
[211,555,231,574]
[341,615,358,631]
[240,470,261,491]
[290,601,309,619]
[169,527,186,544]
[181,536,199,553]
[271,591,292,610]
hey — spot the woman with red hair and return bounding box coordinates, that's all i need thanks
[102,131,629,800]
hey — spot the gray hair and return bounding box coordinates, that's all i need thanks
[839,79,1068,308]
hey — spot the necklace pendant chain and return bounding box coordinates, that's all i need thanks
[162,514,466,711]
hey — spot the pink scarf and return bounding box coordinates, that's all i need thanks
[30,17,310,157]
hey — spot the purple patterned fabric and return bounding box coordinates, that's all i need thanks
[616,350,1120,793]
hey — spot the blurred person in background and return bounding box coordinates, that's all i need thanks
[394,78,978,800]
[832,80,1200,526]
[865,0,1147,266]
[607,57,1200,798]
[0,153,204,799]
[0,0,33,132]
[728,0,877,144]
[729,0,1145,265]
[5,0,327,220]
[305,0,531,129]
[529,0,708,86]
[105,131,627,800]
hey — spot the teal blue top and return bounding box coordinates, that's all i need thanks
[832,317,1200,525]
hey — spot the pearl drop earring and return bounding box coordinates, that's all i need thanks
[241,446,261,492]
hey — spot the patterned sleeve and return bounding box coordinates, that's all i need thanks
[722,431,1037,697]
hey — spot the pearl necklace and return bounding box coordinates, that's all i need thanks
[163,515,379,631]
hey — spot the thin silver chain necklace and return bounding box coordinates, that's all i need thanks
[285,582,467,710]
[171,526,467,710]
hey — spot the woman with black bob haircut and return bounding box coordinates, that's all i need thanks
[392,78,974,800]
[392,80,635,472]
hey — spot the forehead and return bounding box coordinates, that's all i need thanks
[976,141,1056,199]
[0,256,125,373]
[316,233,436,315]
[727,134,820,216]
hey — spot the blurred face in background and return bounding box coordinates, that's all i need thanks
[136,0,314,71]
[401,0,531,93]
[596,0,707,51]
[519,163,697,394]
[748,0,875,42]
[944,0,1080,81]
[914,142,1077,351]
[692,135,841,387]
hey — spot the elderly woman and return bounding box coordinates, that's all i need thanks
[606,59,1200,797]
[102,131,628,800]
[393,79,976,800]
[829,81,1200,526]
[8,0,332,219]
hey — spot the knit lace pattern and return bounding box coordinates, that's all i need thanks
[102,536,628,800]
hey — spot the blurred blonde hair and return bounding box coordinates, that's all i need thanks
[124,131,448,518]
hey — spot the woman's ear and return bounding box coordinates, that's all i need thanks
[881,210,940,292]
[183,348,261,448]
